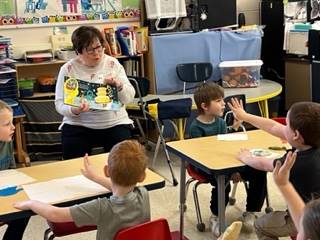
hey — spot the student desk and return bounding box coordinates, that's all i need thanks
[167,130,285,238]
[0,153,165,222]
[127,79,282,139]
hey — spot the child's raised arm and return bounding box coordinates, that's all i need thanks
[273,151,304,231]
[228,98,286,140]
[13,200,72,223]
[81,154,112,191]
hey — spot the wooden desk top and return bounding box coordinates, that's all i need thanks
[0,154,165,221]
[167,130,286,175]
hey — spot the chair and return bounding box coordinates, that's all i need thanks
[43,221,96,240]
[127,76,151,146]
[114,218,188,240]
[176,62,213,94]
[152,98,193,186]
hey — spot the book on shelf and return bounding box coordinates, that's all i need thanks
[63,77,121,111]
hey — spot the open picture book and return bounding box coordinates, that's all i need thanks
[63,77,121,111]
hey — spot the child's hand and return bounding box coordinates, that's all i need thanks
[237,148,252,163]
[227,98,247,121]
[273,151,297,188]
[232,118,243,131]
[81,154,97,181]
[13,200,32,210]
[230,172,242,183]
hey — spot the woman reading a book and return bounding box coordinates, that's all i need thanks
[55,26,135,159]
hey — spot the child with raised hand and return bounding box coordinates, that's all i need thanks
[228,99,320,239]
[189,83,268,236]
[273,150,320,240]
[14,140,149,240]
[0,100,30,239]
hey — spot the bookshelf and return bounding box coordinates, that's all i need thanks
[14,54,144,99]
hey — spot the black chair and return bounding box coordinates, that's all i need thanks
[176,62,213,94]
[152,98,193,186]
[127,76,151,146]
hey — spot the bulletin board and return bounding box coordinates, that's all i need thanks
[0,0,140,26]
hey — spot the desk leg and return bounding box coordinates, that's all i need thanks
[178,119,184,140]
[179,159,187,239]
[217,174,226,234]
[258,100,269,118]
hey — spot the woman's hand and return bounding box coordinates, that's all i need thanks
[104,77,123,91]
[81,154,98,182]
[71,102,90,115]
[273,151,297,188]
[227,98,247,122]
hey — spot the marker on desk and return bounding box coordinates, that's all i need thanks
[268,146,287,151]
[0,185,21,196]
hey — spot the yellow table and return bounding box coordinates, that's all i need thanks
[0,153,165,222]
[167,130,285,237]
[127,79,282,140]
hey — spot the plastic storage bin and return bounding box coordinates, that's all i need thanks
[19,78,35,97]
[219,60,263,88]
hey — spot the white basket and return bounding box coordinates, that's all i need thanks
[145,0,187,31]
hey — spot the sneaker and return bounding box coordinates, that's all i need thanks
[239,211,256,233]
[209,214,220,237]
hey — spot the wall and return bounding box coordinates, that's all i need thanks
[0,19,140,59]
[237,0,260,25]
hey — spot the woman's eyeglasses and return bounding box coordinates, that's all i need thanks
[85,45,104,55]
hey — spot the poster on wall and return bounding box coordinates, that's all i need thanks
[122,0,139,9]
[0,0,16,16]
[104,0,122,11]
[81,0,107,14]
[57,0,82,15]
[16,0,59,19]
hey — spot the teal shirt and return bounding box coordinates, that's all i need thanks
[189,117,227,138]
[0,141,16,170]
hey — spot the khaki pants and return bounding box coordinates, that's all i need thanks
[254,211,298,240]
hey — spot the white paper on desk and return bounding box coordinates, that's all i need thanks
[0,169,35,188]
[217,133,248,141]
[22,175,108,204]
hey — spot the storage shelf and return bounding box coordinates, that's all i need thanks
[21,92,55,99]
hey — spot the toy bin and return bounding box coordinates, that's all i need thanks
[37,75,56,92]
[19,79,35,97]
[219,60,263,88]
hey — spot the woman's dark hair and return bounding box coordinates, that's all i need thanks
[71,26,105,54]
[302,198,320,239]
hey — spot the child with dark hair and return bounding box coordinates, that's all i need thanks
[14,140,149,240]
[229,100,320,239]
[0,100,30,239]
[190,83,268,236]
